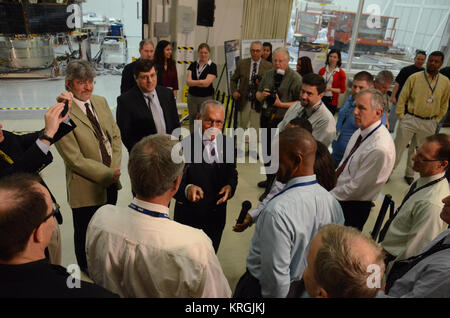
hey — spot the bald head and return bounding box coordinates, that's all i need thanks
[276,128,317,183]
[279,127,317,163]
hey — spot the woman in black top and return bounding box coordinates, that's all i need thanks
[186,43,217,132]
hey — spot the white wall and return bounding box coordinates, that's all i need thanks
[150,0,244,97]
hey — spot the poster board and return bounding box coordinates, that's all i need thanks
[224,39,241,91]
[297,42,328,73]
[241,38,285,59]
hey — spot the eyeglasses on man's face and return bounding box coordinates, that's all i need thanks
[203,119,224,127]
[414,147,443,162]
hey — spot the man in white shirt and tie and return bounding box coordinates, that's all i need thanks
[116,59,180,153]
[331,88,395,231]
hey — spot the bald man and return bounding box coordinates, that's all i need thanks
[234,128,344,298]
[303,224,385,298]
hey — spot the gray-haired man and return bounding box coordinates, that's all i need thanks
[331,89,395,231]
[86,134,231,298]
[55,60,122,274]
[174,100,238,253]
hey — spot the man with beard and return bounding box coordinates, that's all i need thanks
[393,51,450,185]
[278,73,336,147]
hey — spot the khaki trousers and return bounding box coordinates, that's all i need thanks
[394,114,437,177]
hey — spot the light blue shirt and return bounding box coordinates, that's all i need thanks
[246,175,344,298]
[378,229,450,298]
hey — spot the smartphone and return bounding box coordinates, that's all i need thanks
[60,100,69,118]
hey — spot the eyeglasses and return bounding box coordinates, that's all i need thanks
[414,147,443,162]
[138,75,155,81]
[74,79,95,86]
[39,205,59,225]
[204,119,224,127]
[251,49,261,53]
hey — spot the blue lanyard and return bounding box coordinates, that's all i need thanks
[423,70,439,96]
[272,179,318,201]
[128,203,170,220]
[360,122,382,144]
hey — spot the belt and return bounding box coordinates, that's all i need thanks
[406,112,436,120]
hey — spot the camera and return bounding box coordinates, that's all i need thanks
[265,69,285,106]
[247,74,262,102]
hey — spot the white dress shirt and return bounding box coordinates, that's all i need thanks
[72,97,113,159]
[381,172,449,261]
[143,90,166,134]
[249,58,261,83]
[331,120,395,201]
[86,198,231,298]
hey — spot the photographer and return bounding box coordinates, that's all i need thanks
[231,41,272,131]
[255,47,302,189]
[0,103,75,265]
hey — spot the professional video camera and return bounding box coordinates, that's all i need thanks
[265,69,284,106]
[262,69,285,120]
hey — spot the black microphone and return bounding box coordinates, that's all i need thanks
[236,200,252,225]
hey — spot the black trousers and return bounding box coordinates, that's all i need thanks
[71,185,118,272]
[234,270,262,298]
[339,200,373,231]
[260,114,282,186]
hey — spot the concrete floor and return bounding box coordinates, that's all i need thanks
[1,73,444,294]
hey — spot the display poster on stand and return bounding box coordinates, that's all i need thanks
[297,42,328,73]
[224,39,241,90]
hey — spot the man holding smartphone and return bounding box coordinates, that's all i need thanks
[0,102,75,265]
[54,60,122,275]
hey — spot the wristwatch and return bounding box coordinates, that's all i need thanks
[38,130,54,144]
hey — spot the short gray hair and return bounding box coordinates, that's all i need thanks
[250,41,262,48]
[139,39,154,50]
[128,134,185,199]
[375,70,394,85]
[199,100,224,117]
[272,47,290,61]
[65,60,96,82]
[356,88,386,112]
[314,224,385,298]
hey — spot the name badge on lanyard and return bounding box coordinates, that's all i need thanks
[424,70,439,103]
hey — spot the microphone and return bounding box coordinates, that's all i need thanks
[236,200,252,225]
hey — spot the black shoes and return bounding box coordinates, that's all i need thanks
[257,180,268,188]
[404,176,414,185]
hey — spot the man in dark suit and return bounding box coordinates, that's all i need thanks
[120,39,154,95]
[0,102,75,265]
[0,103,74,179]
[116,59,180,153]
[174,100,238,253]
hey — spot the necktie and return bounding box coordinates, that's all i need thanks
[251,62,257,81]
[146,94,165,134]
[335,134,362,179]
[385,236,450,293]
[203,140,216,164]
[85,103,111,167]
